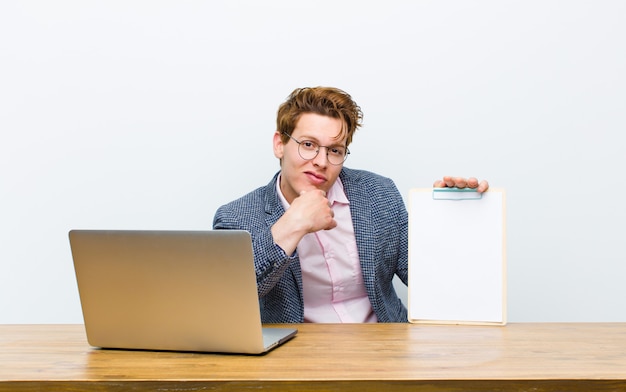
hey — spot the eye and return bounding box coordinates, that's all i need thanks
[329,147,345,156]
[301,141,318,150]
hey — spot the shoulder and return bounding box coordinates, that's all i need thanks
[340,166,393,183]
[340,167,408,232]
[220,185,268,210]
[340,167,400,196]
[213,173,280,228]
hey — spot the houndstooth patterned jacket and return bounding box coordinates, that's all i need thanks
[213,167,409,323]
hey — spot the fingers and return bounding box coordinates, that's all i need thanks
[294,188,336,231]
[433,176,457,188]
[435,176,467,188]
[454,177,468,189]
[433,176,489,193]
[477,180,489,193]
[299,189,326,198]
[324,216,338,230]
[466,177,479,189]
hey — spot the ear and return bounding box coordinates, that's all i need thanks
[273,131,284,160]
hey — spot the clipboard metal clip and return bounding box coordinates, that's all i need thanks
[432,188,483,200]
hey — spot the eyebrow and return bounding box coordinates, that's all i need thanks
[298,134,347,148]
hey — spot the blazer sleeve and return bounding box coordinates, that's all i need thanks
[212,188,298,298]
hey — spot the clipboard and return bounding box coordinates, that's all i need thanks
[408,188,506,326]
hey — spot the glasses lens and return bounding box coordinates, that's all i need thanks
[297,140,349,165]
[327,147,347,165]
[298,141,319,160]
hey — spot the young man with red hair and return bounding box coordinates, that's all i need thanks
[214,87,488,323]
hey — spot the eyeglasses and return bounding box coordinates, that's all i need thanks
[283,132,350,165]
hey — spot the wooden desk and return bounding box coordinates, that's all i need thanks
[1,323,625,391]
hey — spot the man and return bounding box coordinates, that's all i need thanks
[213,87,488,323]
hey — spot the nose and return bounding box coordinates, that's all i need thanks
[311,147,329,167]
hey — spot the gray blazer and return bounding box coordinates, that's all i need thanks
[213,167,408,323]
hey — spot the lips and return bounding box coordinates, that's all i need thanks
[304,171,327,185]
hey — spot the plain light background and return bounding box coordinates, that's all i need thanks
[1,0,624,323]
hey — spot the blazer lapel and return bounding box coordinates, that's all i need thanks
[264,172,304,296]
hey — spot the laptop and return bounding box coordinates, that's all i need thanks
[69,229,297,354]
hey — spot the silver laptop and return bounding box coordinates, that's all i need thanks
[69,229,297,354]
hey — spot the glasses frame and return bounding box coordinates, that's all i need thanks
[282,132,350,165]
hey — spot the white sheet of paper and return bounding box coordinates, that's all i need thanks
[408,188,506,325]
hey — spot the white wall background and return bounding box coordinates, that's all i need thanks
[1,0,624,323]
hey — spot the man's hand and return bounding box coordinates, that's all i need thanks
[433,176,489,193]
[271,189,336,255]
[288,189,337,233]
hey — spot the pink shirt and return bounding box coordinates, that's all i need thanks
[277,176,377,323]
